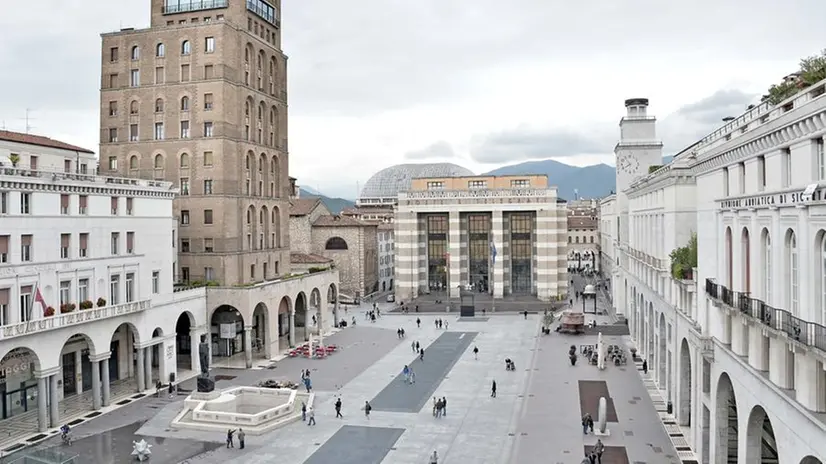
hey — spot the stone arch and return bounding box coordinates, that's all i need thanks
[678,338,692,426]
[180,95,190,111]
[256,49,265,89]
[310,287,322,333]
[295,291,309,342]
[260,205,270,248]
[155,42,165,57]
[175,311,195,371]
[108,322,141,392]
[269,56,277,93]
[0,347,43,416]
[801,456,824,464]
[725,226,733,288]
[179,152,190,169]
[271,154,281,196]
[278,296,292,348]
[210,305,246,364]
[154,97,164,113]
[327,283,339,326]
[745,405,779,463]
[658,312,666,386]
[181,39,191,55]
[325,236,348,250]
[715,372,739,462]
[154,153,164,169]
[0,346,42,378]
[130,100,139,115]
[259,152,268,188]
[252,302,270,359]
[246,149,255,171]
[741,227,751,293]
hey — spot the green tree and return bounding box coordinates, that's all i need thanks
[669,233,698,280]
[800,49,826,86]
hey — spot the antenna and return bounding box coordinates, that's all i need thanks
[21,108,36,134]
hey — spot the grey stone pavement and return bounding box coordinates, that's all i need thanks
[4,295,676,464]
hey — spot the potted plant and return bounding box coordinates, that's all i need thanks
[96,297,107,307]
[8,154,19,167]
[670,233,698,281]
[44,306,56,317]
[79,300,94,310]
[60,303,75,314]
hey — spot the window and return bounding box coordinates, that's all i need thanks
[108,101,118,116]
[204,238,214,252]
[181,210,190,225]
[181,40,191,55]
[818,139,825,181]
[130,100,139,115]
[325,237,348,250]
[128,124,138,141]
[152,271,160,294]
[181,64,190,82]
[108,128,118,143]
[126,197,133,215]
[78,278,88,303]
[131,45,140,60]
[757,156,766,191]
[510,179,530,188]
[0,192,6,214]
[110,47,119,62]
[79,233,88,257]
[109,274,120,305]
[155,98,164,113]
[180,178,190,195]
[205,37,215,53]
[204,93,213,110]
[722,167,729,196]
[180,153,190,168]
[204,64,214,79]
[468,180,487,189]
[109,73,119,88]
[180,120,190,138]
[60,194,69,215]
[205,267,215,280]
[155,66,164,84]
[111,232,120,255]
[156,43,165,57]
[21,235,32,262]
[130,69,139,87]
[20,193,31,214]
[60,233,70,258]
[782,148,792,187]
[125,273,135,302]
[204,209,214,224]
[129,156,139,170]
[154,122,165,140]
[181,238,191,252]
[204,121,214,137]
[19,286,32,322]
[204,179,213,194]
[111,196,119,215]
[427,181,444,190]
[181,96,190,111]
[738,162,745,194]
[60,281,71,306]
[250,264,256,281]
[126,231,134,254]
[788,231,799,316]
[203,151,213,166]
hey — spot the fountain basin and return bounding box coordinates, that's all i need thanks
[172,386,313,435]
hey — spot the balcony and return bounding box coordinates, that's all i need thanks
[0,299,150,342]
[163,0,228,15]
[628,247,667,270]
[705,279,826,354]
[0,165,173,191]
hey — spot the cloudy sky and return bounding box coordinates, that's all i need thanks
[2,1,825,198]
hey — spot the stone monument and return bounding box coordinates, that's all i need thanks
[596,332,606,370]
[196,334,215,393]
[595,396,610,436]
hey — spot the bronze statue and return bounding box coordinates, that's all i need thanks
[197,334,215,393]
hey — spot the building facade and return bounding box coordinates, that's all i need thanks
[567,199,599,271]
[395,175,568,303]
[613,88,826,464]
[598,194,616,282]
[99,0,290,286]
[377,223,394,293]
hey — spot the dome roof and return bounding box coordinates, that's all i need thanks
[360,163,475,199]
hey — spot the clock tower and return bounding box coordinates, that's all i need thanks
[614,98,663,272]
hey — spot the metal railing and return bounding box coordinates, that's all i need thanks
[163,0,228,14]
[705,279,826,353]
[0,165,173,190]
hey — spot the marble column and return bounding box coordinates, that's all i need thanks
[101,357,111,407]
[244,326,253,368]
[36,376,48,432]
[190,328,201,374]
[491,210,504,299]
[49,374,59,427]
[289,309,296,347]
[91,360,102,410]
[74,350,83,395]
[448,210,461,299]
[136,347,145,392]
[144,347,153,389]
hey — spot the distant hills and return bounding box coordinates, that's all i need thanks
[299,187,354,214]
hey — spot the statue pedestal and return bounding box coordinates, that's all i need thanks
[594,429,611,437]
[197,376,215,393]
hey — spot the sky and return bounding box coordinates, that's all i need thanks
[1,1,825,199]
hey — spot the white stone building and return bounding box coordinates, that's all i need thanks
[611,88,826,464]
[597,194,616,301]
[377,223,394,293]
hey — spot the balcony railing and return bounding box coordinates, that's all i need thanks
[705,279,826,353]
[0,299,150,342]
[163,0,228,14]
[0,165,173,190]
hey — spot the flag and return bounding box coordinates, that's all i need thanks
[490,240,497,265]
[33,284,46,319]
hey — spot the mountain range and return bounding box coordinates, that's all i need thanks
[303,155,676,212]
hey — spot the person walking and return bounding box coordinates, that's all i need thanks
[364,401,372,419]
[582,413,591,434]
[441,396,447,416]
[403,365,410,383]
[335,398,343,418]
[473,346,479,360]
[412,341,416,352]
[409,367,416,384]
[420,348,425,361]
[429,450,439,464]
[301,401,307,421]
[593,438,605,464]
[491,380,497,398]
[432,397,438,417]
[523,310,528,319]
[307,406,316,426]
[642,359,648,374]
[416,317,421,328]
[444,321,449,330]
[226,429,236,448]
[415,341,420,351]
[238,428,246,449]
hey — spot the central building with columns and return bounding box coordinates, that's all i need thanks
[394,174,568,303]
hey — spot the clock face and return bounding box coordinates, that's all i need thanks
[617,153,639,175]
